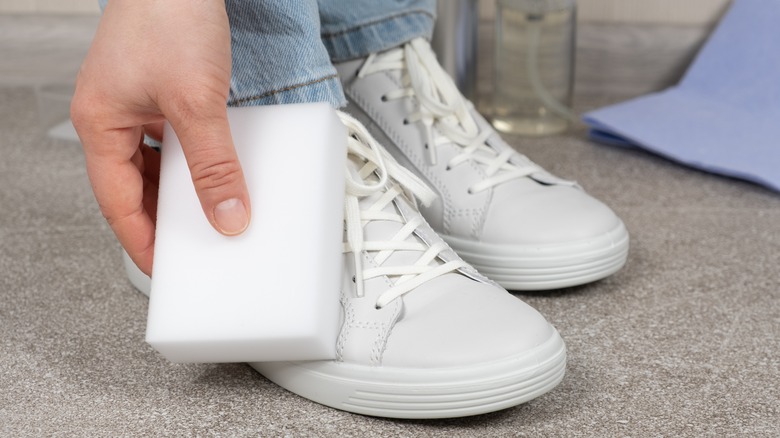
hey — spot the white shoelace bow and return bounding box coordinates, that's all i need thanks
[357,38,542,194]
[339,112,468,309]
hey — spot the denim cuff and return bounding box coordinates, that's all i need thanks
[321,9,435,62]
[227,75,346,109]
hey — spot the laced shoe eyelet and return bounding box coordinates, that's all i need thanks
[402,118,409,125]
[380,95,388,102]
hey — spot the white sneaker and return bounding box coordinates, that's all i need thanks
[334,38,629,291]
[124,113,566,419]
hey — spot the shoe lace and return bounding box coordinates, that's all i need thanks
[357,37,542,194]
[339,112,469,309]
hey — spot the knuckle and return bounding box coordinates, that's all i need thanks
[70,91,108,134]
[189,158,242,191]
[69,93,96,127]
[70,74,102,126]
[99,201,140,228]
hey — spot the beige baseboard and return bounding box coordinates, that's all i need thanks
[481,0,731,25]
[0,0,100,15]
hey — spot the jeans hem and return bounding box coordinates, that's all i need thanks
[228,74,346,108]
[321,9,435,62]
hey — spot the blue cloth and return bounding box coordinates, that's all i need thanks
[582,0,780,192]
[99,0,436,108]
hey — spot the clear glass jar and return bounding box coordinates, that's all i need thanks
[492,0,577,136]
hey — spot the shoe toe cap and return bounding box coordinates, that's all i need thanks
[380,274,556,368]
[481,181,621,245]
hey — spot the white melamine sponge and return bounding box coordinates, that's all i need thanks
[146,103,345,363]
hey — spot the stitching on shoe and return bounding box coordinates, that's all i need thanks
[371,298,401,366]
[358,250,395,365]
[449,210,474,219]
[461,150,490,239]
[336,294,353,362]
[351,321,385,330]
[472,188,491,239]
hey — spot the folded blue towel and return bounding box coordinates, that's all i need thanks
[583,0,780,192]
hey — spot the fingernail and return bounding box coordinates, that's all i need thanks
[214,198,249,235]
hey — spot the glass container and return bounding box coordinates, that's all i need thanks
[493,0,577,136]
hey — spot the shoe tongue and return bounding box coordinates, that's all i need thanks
[345,155,439,272]
[383,63,405,86]
[374,47,502,163]
[364,198,438,274]
[346,151,367,175]
[370,47,514,184]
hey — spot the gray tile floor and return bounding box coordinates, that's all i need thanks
[1,14,778,437]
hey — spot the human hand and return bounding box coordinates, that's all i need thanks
[71,0,250,276]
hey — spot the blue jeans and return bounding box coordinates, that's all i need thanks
[99,0,435,108]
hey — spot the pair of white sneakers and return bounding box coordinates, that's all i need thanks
[125,38,628,419]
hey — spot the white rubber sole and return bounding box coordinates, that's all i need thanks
[250,329,566,419]
[123,251,566,418]
[123,251,152,297]
[442,221,630,291]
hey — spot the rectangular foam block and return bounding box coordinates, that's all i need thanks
[146,103,346,363]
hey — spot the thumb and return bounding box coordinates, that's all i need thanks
[166,98,251,236]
